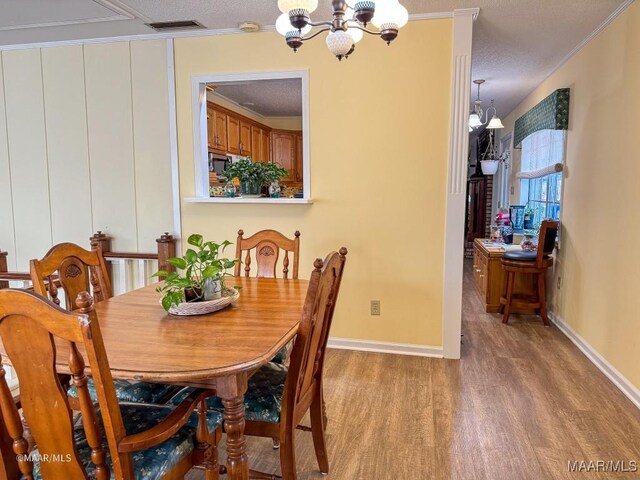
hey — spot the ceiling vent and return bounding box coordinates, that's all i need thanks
[146,20,205,31]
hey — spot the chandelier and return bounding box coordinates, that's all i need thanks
[469,79,504,131]
[275,0,409,61]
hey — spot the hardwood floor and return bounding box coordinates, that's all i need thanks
[189,261,640,479]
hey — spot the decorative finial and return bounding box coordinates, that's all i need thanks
[75,291,94,313]
[339,247,348,257]
[294,231,301,238]
[313,258,324,271]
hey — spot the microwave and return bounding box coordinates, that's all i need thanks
[208,153,231,176]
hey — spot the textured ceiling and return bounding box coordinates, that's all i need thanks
[211,79,302,117]
[0,0,629,118]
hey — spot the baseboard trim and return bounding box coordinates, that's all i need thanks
[549,312,640,410]
[327,338,443,358]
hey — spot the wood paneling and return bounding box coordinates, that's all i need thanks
[84,42,137,252]
[130,40,174,252]
[41,45,93,247]
[1,49,52,269]
[0,59,15,270]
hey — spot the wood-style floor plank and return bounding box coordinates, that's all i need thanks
[188,260,640,479]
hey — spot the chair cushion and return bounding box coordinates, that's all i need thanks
[171,362,288,424]
[32,403,223,480]
[68,378,177,404]
[502,250,538,262]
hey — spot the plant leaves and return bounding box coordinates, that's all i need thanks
[151,270,169,278]
[167,257,187,270]
[202,264,222,279]
[185,249,197,264]
[187,234,203,248]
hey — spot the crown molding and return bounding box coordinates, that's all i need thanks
[453,8,480,21]
[409,11,453,21]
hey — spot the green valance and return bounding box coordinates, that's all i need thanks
[514,88,570,148]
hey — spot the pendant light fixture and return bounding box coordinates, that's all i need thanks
[276,0,409,61]
[469,79,504,130]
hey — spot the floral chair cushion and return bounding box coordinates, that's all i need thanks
[32,403,223,480]
[171,362,288,424]
[68,379,177,404]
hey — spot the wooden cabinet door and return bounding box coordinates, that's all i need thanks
[206,105,215,150]
[271,131,295,181]
[240,121,252,157]
[295,132,303,183]
[227,115,241,154]
[213,109,227,153]
[251,126,265,162]
[261,129,270,164]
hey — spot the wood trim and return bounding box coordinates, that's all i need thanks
[327,338,443,358]
[206,101,272,135]
[442,9,476,359]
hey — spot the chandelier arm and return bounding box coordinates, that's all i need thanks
[301,27,332,41]
[344,24,382,35]
[307,20,334,28]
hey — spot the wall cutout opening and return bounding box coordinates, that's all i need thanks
[189,71,310,204]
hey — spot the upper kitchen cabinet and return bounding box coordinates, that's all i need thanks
[271,130,301,183]
[226,114,241,155]
[239,121,252,157]
[212,109,227,153]
[251,125,271,163]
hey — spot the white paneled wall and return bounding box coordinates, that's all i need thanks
[0,40,175,276]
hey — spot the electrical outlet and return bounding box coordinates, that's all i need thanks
[557,276,562,290]
[370,300,381,316]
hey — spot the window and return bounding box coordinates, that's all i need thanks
[518,129,565,225]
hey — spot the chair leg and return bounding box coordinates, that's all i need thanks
[272,437,280,450]
[537,272,550,326]
[502,271,515,324]
[310,394,329,475]
[279,429,297,480]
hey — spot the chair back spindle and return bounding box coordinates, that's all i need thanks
[235,229,301,279]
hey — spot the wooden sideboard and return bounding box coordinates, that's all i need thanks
[473,238,537,313]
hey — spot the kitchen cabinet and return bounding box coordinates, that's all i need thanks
[270,130,296,182]
[226,115,241,155]
[295,132,303,183]
[239,121,252,156]
[251,126,271,163]
[211,109,227,153]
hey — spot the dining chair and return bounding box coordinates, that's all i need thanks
[235,229,302,366]
[0,289,222,479]
[235,229,301,279]
[30,242,178,406]
[500,220,559,325]
[174,247,348,480]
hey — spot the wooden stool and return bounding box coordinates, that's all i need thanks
[500,220,559,325]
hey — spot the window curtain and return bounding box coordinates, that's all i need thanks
[516,129,565,179]
[514,88,570,149]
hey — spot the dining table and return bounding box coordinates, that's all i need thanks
[0,276,308,480]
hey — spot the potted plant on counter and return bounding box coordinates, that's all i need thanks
[152,234,239,312]
[523,207,536,229]
[220,157,288,197]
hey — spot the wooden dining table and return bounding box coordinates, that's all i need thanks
[0,276,308,480]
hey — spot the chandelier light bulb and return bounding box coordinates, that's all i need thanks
[371,0,409,29]
[487,116,505,129]
[326,31,354,60]
[347,25,364,44]
[278,0,318,14]
[276,13,311,36]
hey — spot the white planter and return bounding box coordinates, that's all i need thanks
[481,160,500,175]
[203,278,222,300]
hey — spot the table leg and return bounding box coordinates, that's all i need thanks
[218,373,249,480]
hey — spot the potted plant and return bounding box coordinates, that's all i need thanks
[152,234,238,311]
[220,157,288,196]
[523,207,535,229]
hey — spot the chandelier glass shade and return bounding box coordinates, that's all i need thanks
[276,0,409,60]
[469,80,504,131]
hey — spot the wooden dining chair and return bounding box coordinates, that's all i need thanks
[173,248,348,480]
[235,229,301,279]
[30,242,178,406]
[0,289,222,479]
[500,220,560,325]
[235,229,302,366]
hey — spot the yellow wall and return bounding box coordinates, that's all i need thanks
[501,2,640,389]
[206,91,303,130]
[174,20,453,346]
